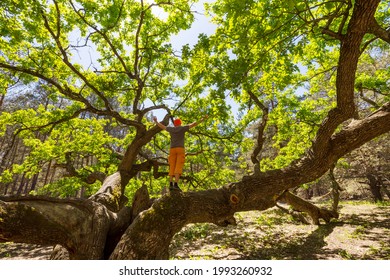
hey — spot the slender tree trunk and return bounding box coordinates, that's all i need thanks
[44,160,53,186]
[17,173,26,195]
[367,174,383,202]
[329,165,342,212]
[30,173,39,191]
[0,94,4,109]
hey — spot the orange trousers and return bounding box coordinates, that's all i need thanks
[168,147,185,176]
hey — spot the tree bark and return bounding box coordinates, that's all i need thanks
[367,174,383,202]
[329,166,342,213]
[0,196,112,259]
[88,171,128,212]
[278,191,338,225]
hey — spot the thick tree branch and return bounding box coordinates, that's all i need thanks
[368,18,390,44]
[0,196,112,259]
[118,114,171,173]
[278,191,338,225]
[88,172,127,212]
[311,0,380,158]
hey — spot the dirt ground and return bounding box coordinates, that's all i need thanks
[0,201,389,260]
[170,201,390,260]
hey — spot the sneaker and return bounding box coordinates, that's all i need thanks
[170,183,182,192]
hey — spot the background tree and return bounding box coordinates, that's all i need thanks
[1,0,390,259]
[336,134,390,201]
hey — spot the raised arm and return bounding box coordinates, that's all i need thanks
[153,116,167,130]
[189,115,208,129]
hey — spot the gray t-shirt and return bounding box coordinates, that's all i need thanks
[166,125,190,148]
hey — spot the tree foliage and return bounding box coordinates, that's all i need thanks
[1,0,240,197]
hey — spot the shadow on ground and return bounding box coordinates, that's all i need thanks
[0,243,52,260]
[0,202,389,260]
[170,203,390,260]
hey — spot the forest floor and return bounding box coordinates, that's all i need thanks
[0,201,389,260]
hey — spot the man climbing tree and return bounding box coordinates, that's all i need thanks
[153,115,208,192]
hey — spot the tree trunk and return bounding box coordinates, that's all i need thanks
[381,177,390,199]
[329,166,342,212]
[0,94,4,109]
[367,174,383,202]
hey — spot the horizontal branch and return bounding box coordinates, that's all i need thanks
[0,196,112,259]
